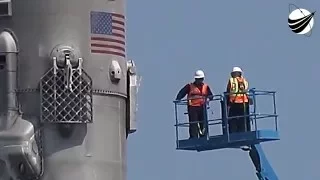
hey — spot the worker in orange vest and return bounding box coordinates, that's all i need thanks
[225,66,251,150]
[176,70,213,138]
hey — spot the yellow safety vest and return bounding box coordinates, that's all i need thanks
[229,77,249,103]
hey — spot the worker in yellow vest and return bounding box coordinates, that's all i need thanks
[176,70,213,138]
[225,67,251,150]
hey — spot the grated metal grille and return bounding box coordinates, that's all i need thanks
[40,67,93,123]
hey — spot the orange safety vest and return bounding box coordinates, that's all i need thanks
[187,83,208,106]
[229,77,249,103]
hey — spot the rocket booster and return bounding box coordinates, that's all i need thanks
[0,0,140,180]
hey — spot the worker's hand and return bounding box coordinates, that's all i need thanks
[207,95,214,101]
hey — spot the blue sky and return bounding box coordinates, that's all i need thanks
[126,1,320,179]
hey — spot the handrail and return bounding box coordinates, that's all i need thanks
[173,89,278,142]
[173,95,222,104]
[173,89,276,104]
[174,114,278,127]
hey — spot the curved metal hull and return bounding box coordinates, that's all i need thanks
[0,0,136,180]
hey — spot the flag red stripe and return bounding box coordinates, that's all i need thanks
[113,20,125,26]
[91,43,125,51]
[91,37,125,45]
[112,26,125,32]
[112,32,125,38]
[91,50,125,57]
[111,13,125,19]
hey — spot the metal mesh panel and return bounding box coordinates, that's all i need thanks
[40,67,93,123]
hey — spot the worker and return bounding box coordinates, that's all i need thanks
[225,66,251,150]
[175,70,214,139]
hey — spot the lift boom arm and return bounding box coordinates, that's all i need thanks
[249,144,278,180]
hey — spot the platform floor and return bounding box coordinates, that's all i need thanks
[176,130,279,151]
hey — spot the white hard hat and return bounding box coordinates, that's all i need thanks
[232,66,242,73]
[194,70,205,79]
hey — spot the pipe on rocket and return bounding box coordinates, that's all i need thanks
[0,30,19,130]
[0,30,42,179]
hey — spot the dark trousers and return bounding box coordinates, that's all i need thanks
[187,106,206,138]
[228,103,251,133]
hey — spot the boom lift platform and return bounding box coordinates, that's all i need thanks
[173,89,279,180]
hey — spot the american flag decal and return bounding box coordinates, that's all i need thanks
[90,11,126,57]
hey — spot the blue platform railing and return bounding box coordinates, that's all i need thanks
[173,88,279,150]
